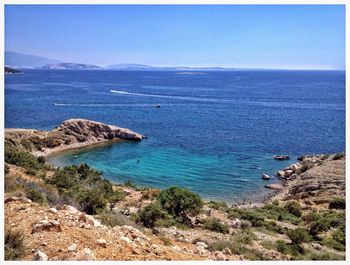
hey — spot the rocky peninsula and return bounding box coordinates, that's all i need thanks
[5,119,144,157]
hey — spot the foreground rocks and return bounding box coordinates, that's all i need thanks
[4,195,238,261]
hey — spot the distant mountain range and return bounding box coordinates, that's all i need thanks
[5,51,60,68]
[5,51,237,71]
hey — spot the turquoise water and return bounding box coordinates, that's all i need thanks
[5,70,345,203]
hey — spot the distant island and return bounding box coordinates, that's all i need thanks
[42,63,102,70]
[4,66,22,74]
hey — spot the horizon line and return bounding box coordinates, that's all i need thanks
[5,50,345,71]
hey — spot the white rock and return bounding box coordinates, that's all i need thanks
[62,205,79,213]
[120,236,134,245]
[34,250,48,261]
[123,188,132,195]
[229,218,241,228]
[96,239,108,247]
[195,242,208,249]
[80,248,95,260]
[68,243,77,252]
[311,243,322,250]
[49,208,58,214]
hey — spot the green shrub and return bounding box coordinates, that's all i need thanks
[333,153,345,160]
[262,203,301,224]
[228,208,265,227]
[76,189,107,214]
[209,230,257,257]
[5,176,19,193]
[5,230,25,260]
[287,228,312,244]
[99,210,137,228]
[275,240,302,257]
[139,203,168,228]
[235,229,257,244]
[263,221,287,234]
[323,236,345,252]
[44,137,61,148]
[159,235,172,246]
[37,156,46,164]
[209,240,248,255]
[203,218,229,234]
[124,180,137,189]
[296,164,309,174]
[329,197,345,210]
[207,200,228,211]
[308,211,345,236]
[284,201,302,217]
[157,186,203,218]
[25,188,45,204]
[20,138,32,151]
[5,143,44,172]
[47,163,124,214]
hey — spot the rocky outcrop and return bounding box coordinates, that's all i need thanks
[5,119,144,157]
[56,119,143,142]
[269,154,345,204]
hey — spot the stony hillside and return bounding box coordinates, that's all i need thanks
[4,131,346,260]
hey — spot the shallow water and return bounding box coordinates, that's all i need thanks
[5,70,345,203]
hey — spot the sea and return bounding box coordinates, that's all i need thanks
[5,69,345,203]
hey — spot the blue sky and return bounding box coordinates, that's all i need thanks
[5,5,345,69]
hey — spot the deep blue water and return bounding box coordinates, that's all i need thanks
[5,70,345,203]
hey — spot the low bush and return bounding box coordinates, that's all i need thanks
[308,211,345,236]
[157,186,203,219]
[228,208,265,227]
[207,200,229,211]
[47,163,124,214]
[5,176,19,193]
[296,164,310,174]
[124,180,137,189]
[5,143,44,173]
[333,153,345,160]
[99,210,137,228]
[140,188,160,201]
[209,230,260,259]
[275,240,301,257]
[284,201,302,217]
[139,202,168,228]
[203,218,229,234]
[5,230,25,260]
[25,188,45,204]
[287,228,312,244]
[323,236,345,252]
[20,138,32,151]
[329,197,345,210]
[159,235,172,246]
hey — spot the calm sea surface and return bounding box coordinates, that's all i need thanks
[5,70,345,203]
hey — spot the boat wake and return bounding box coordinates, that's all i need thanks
[110,89,223,103]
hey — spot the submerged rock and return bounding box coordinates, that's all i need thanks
[273,155,290,160]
